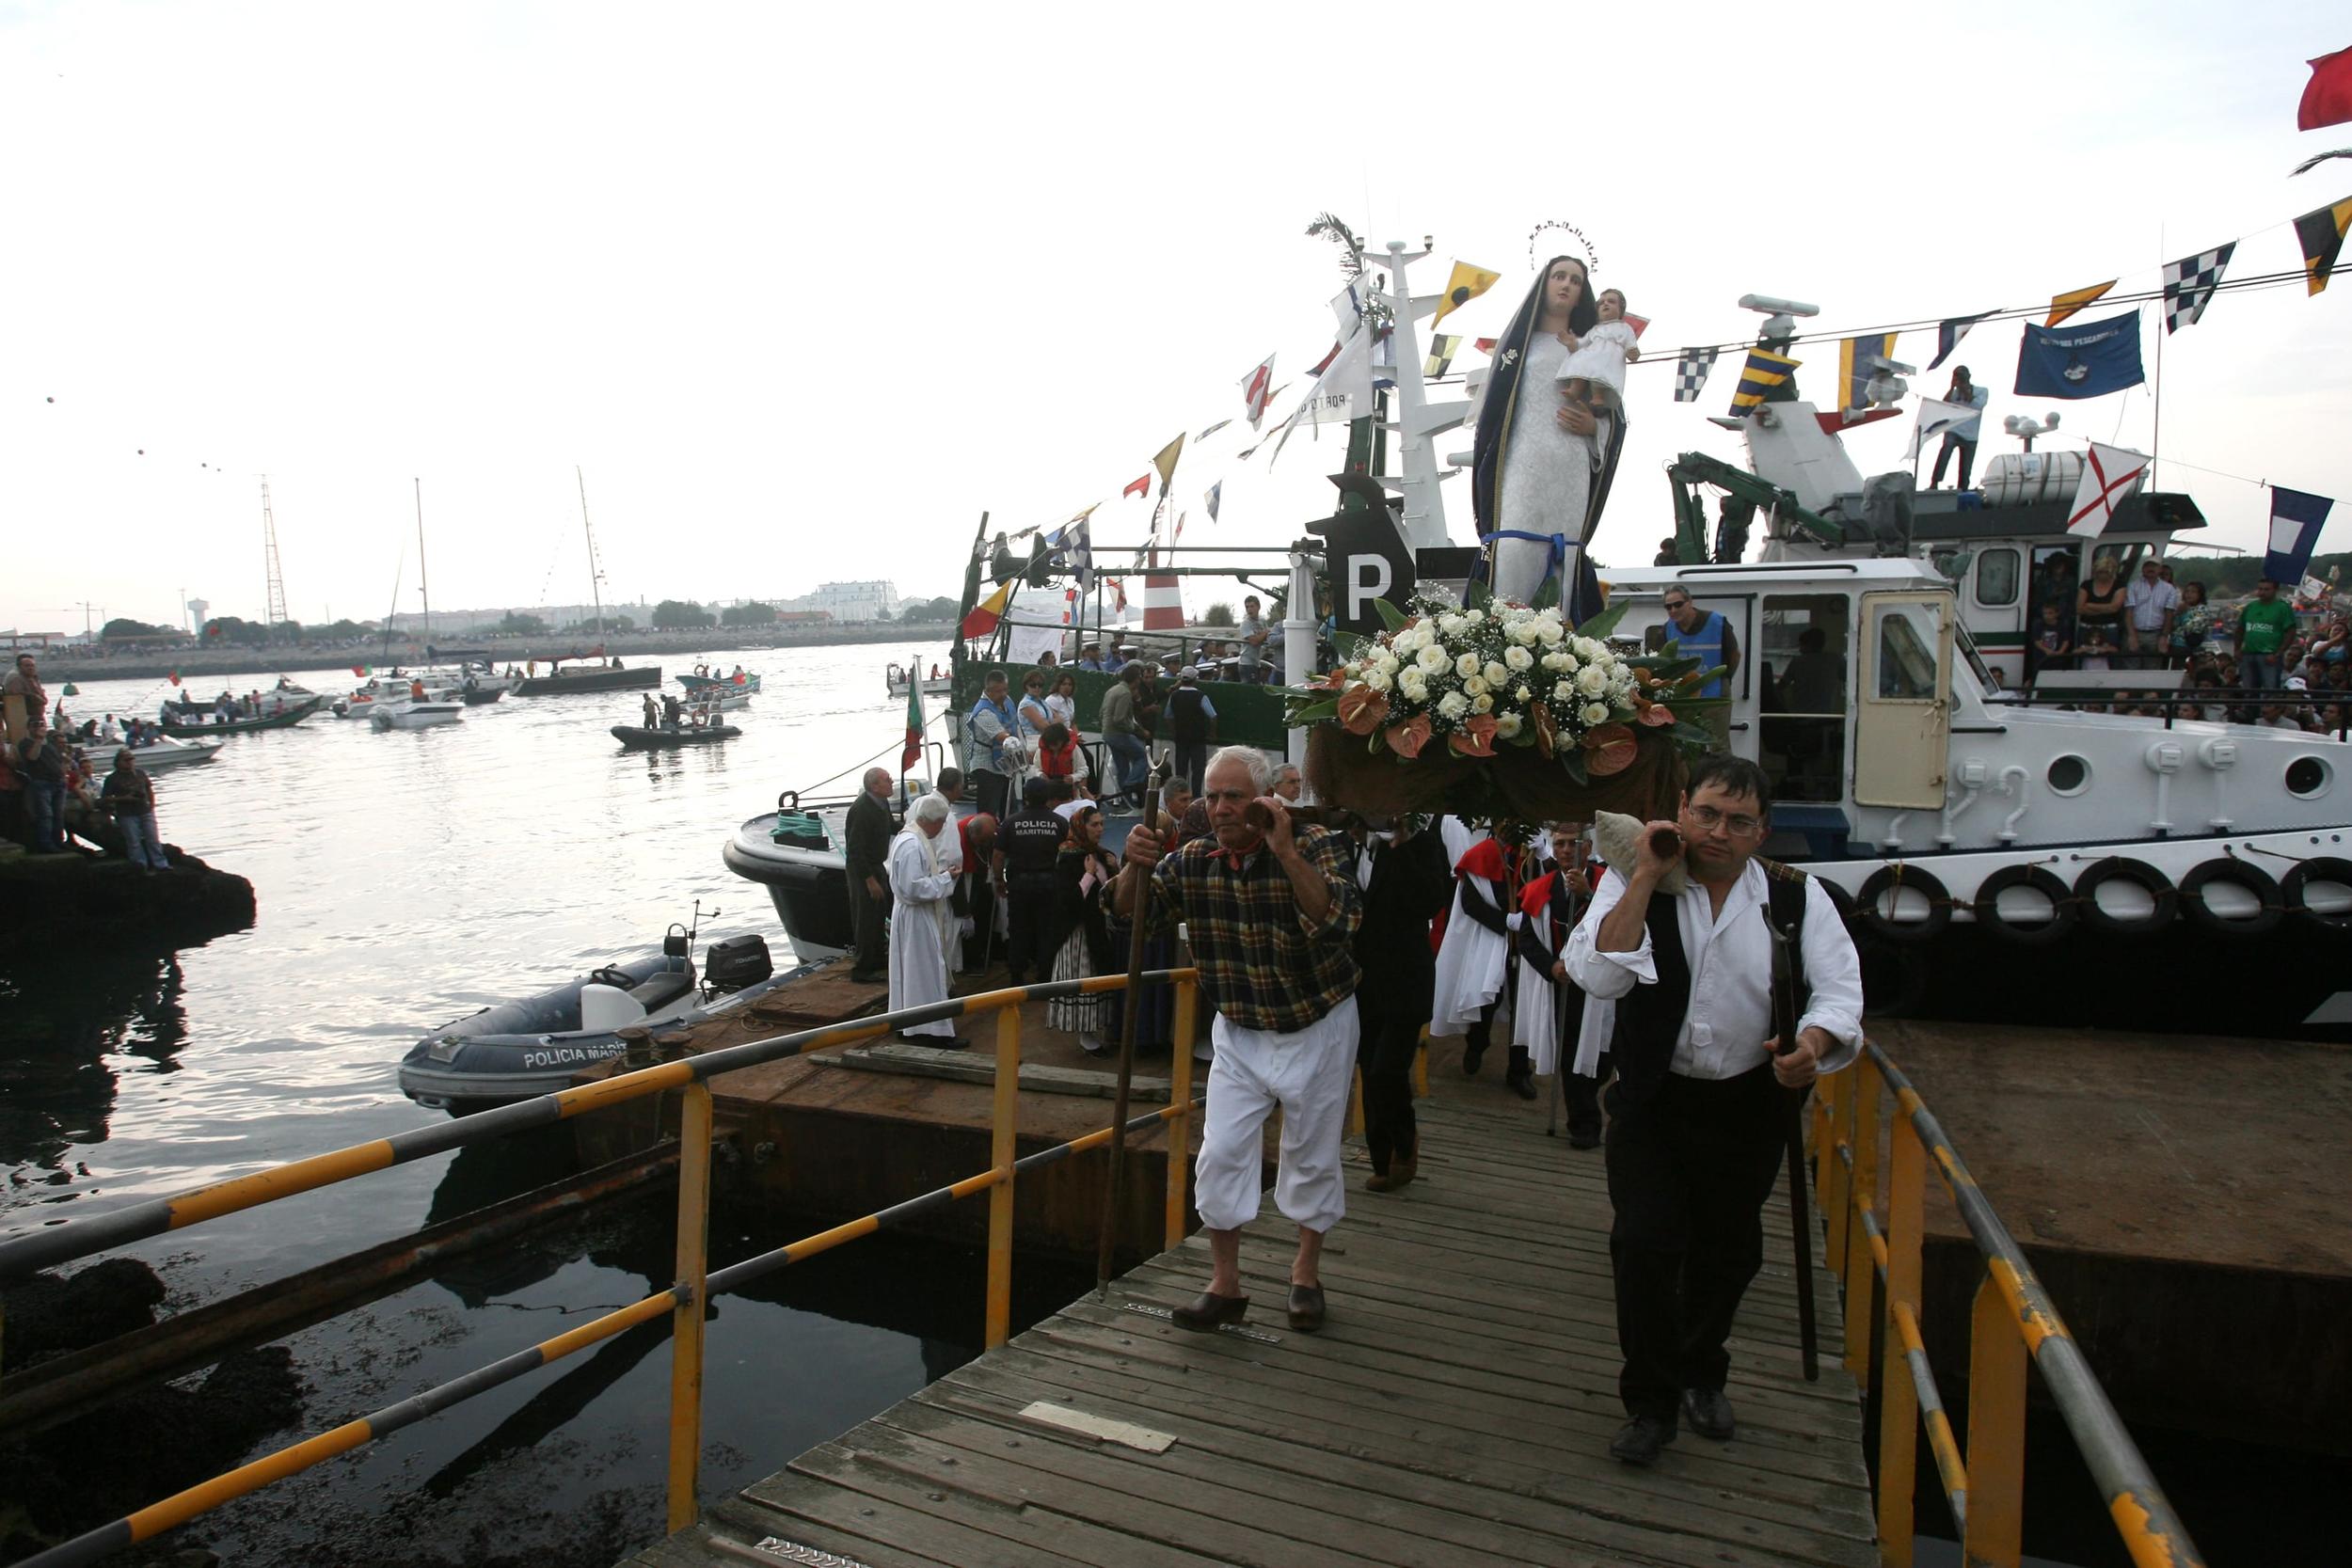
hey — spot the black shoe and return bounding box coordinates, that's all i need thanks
[1461,1040,1486,1076]
[1286,1284,1327,1332]
[1170,1291,1248,1332]
[1681,1387,1735,1441]
[1506,1069,1537,1101]
[1567,1122,1602,1151]
[849,970,884,985]
[900,1031,971,1050]
[1609,1413,1677,1466]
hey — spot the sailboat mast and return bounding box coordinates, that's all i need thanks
[577,466,605,639]
[414,478,432,648]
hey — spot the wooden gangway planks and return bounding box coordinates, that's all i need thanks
[622,1089,1876,1568]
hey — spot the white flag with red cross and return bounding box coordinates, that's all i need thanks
[2066,443,2151,539]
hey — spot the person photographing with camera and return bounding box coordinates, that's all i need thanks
[1564,755,1863,1467]
[1111,745,1362,1334]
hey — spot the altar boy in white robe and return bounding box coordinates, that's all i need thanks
[1513,821,1614,1148]
[886,793,967,1047]
[1432,832,1536,1098]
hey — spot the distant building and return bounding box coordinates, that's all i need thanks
[774,610,832,626]
[777,580,900,624]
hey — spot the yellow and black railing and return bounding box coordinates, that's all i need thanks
[1815,1043,2204,1568]
[0,969,1201,1568]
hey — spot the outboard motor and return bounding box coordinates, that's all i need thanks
[704,935,773,993]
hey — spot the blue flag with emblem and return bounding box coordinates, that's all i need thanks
[2013,311,2144,400]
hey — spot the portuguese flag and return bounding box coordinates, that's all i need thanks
[900,674,926,773]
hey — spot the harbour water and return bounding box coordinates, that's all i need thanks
[0,640,1047,1567]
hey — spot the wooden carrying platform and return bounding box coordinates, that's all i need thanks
[622,1092,1875,1568]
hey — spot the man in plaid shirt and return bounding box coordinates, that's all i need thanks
[1114,745,1361,1333]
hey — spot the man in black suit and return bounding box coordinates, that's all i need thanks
[845,768,896,983]
[1347,811,1452,1192]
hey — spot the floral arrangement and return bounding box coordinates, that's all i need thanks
[1286,587,1723,787]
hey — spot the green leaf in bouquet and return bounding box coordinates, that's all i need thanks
[1531,572,1562,612]
[1634,654,1702,683]
[1669,721,1718,749]
[1571,599,1629,641]
[1374,596,1413,634]
[1557,746,1590,785]
[1288,698,1342,724]
[1332,629,1370,661]
[1464,576,1495,610]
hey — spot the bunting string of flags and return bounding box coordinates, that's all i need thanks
[1727,347,1801,417]
[2046,280,2116,327]
[1671,347,1718,403]
[1929,310,1993,370]
[1424,333,1463,378]
[2161,243,2233,332]
[2066,443,2153,539]
[2294,197,2352,294]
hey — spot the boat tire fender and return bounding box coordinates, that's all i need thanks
[2280,857,2352,933]
[2178,858,2284,938]
[2073,857,2177,935]
[1971,864,2076,946]
[1856,864,1951,944]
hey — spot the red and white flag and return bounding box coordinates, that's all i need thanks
[1240,353,1276,430]
[2067,443,2152,539]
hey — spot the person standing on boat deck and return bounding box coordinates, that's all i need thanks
[887,793,967,1047]
[965,671,1020,822]
[1016,670,1053,736]
[1097,663,1151,807]
[1236,596,1269,683]
[2235,578,2296,693]
[1929,366,1987,490]
[997,776,1069,986]
[846,768,896,985]
[1346,810,1450,1193]
[641,694,659,728]
[103,749,166,870]
[1565,755,1863,1468]
[4,654,46,744]
[2124,558,2180,672]
[1660,589,1738,699]
[1167,666,1217,795]
[935,768,965,805]
[1112,746,1364,1334]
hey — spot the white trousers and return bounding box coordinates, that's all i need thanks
[1194,995,1359,1234]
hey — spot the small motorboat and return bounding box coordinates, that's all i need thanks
[158,694,325,736]
[612,721,739,748]
[124,734,224,771]
[397,929,788,1113]
[884,662,951,700]
[370,699,465,731]
[679,670,760,695]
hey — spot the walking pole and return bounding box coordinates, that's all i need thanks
[1095,792,1163,1301]
[1762,907,1820,1381]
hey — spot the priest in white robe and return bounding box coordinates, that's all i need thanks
[887,793,966,1046]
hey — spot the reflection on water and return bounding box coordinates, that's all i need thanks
[0,947,189,1182]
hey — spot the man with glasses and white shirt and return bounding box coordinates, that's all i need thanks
[1565,755,1863,1468]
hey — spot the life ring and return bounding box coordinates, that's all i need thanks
[1855,864,1951,943]
[1971,864,2076,946]
[2280,857,2352,932]
[2073,857,2176,936]
[2178,859,2283,938]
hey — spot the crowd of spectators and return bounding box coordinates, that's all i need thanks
[0,655,170,863]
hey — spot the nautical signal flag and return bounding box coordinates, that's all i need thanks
[2066,443,2151,539]
[1727,347,1800,417]
[1908,398,1980,460]
[1431,261,1501,329]
[900,671,926,773]
[1425,333,1463,377]
[2162,243,2234,331]
[2015,311,2144,400]
[1121,473,1151,499]
[1204,481,1222,524]
[1929,311,1993,371]
[2293,196,2352,294]
[1152,432,1185,492]
[2046,280,2115,327]
[1837,333,1897,419]
[960,580,1010,641]
[167,671,181,686]
[2264,487,2336,585]
[1240,354,1276,430]
[2298,47,2352,131]
[1672,347,1718,403]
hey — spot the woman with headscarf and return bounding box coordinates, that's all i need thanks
[1470,255,1626,619]
[1047,802,1118,1055]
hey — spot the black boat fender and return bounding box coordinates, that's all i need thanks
[2178,858,2283,939]
[2073,857,2177,936]
[1855,863,1950,944]
[1971,864,2076,947]
[2280,857,2352,932]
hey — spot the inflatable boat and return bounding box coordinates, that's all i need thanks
[395,934,790,1114]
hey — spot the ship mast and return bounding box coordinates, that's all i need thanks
[1373,240,1470,551]
[414,478,432,648]
[577,466,606,640]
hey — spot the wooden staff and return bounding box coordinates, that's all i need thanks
[1762,906,1820,1382]
[1094,795,1162,1300]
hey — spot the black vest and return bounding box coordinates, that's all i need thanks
[1609,867,1811,1111]
[1001,808,1068,879]
[1168,686,1211,743]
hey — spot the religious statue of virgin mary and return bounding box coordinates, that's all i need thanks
[1469,252,1629,620]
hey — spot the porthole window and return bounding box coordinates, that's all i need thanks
[2286,755,2329,799]
[2048,754,2090,795]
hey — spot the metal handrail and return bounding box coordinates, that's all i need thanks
[0,969,1202,1568]
[1814,1042,2204,1568]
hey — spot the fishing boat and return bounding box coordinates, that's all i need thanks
[157,694,324,736]
[514,468,660,695]
[123,733,223,771]
[423,650,519,704]
[369,697,464,731]
[395,931,787,1114]
[885,661,951,699]
[680,669,760,695]
[332,673,461,719]
[612,720,740,749]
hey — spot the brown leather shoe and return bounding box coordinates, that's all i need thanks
[1386,1156,1417,1190]
[1170,1291,1248,1332]
[1286,1283,1327,1332]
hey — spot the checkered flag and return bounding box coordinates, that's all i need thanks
[1672,347,1719,403]
[2162,242,2233,334]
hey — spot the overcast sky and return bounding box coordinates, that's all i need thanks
[3,1,2346,635]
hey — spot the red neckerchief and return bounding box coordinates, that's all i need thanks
[1217,832,1266,873]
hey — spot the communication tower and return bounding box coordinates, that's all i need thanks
[261,478,290,640]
